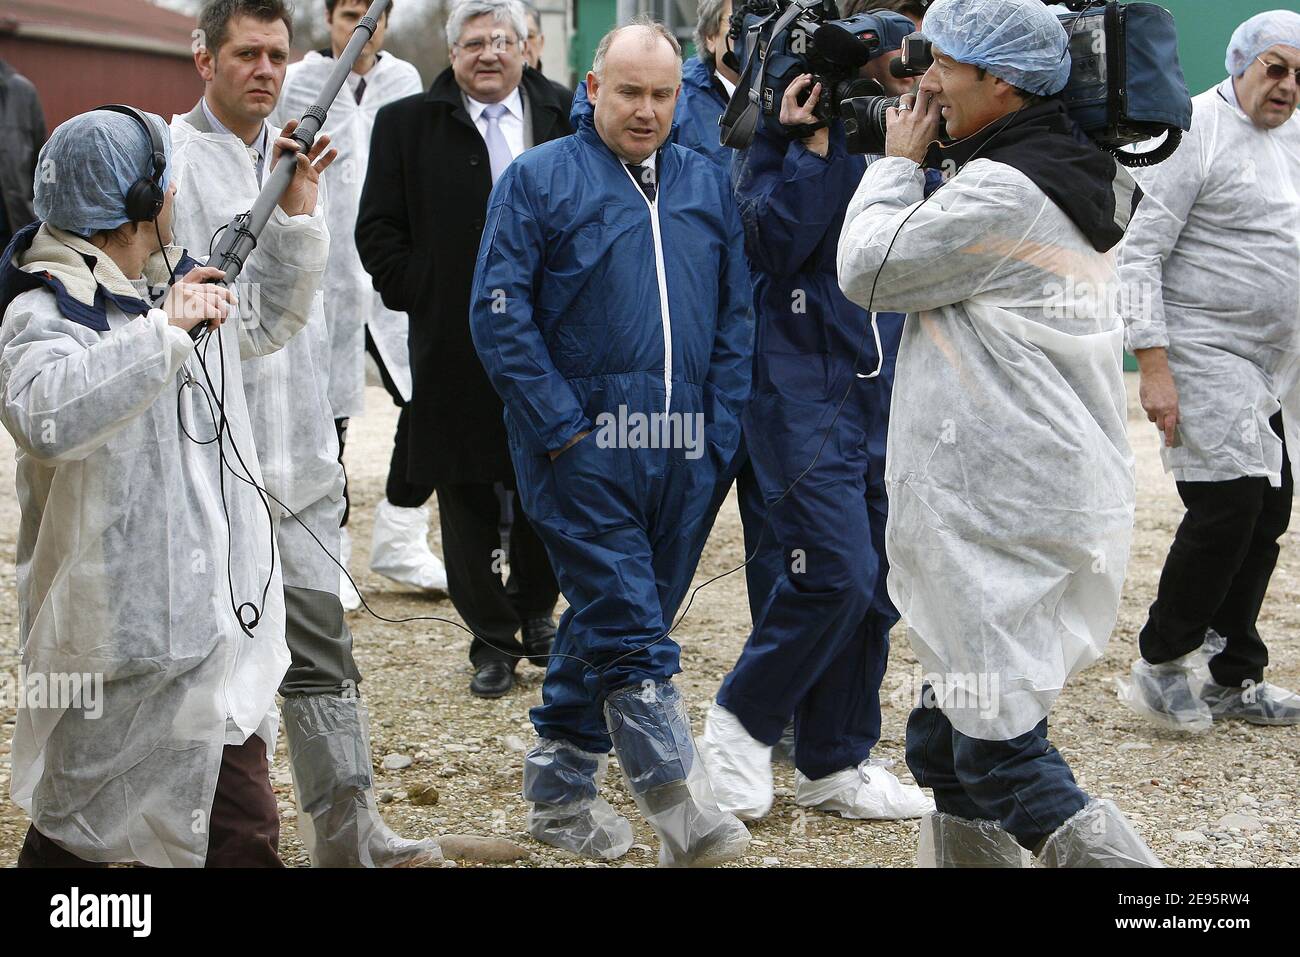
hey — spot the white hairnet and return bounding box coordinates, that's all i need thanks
[1226,10,1300,77]
[922,0,1072,97]
[34,109,172,239]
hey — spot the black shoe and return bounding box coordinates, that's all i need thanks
[522,617,557,667]
[470,660,515,698]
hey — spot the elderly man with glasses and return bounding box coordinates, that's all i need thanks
[356,0,570,700]
[1118,10,1300,731]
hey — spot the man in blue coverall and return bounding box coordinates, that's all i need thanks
[470,19,755,866]
[698,5,937,822]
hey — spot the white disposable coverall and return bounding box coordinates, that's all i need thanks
[170,111,343,520]
[838,156,1136,740]
[273,51,423,417]
[2,216,323,865]
[1119,80,1300,486]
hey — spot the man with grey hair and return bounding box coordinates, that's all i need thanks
[357,0,569,700]
[470,18,754,867]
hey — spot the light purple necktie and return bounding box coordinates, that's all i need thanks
[482,102,513,184]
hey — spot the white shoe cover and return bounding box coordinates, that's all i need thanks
[1036,799,1162,868]
[795,759,935,820]
[1115,629,1226,733]
[917,811,1031,868]
[523,739,634,861]
[284,696,443,868]
[698,702,774,821]
[340,526,362,612]
[1116,652,1213,733]
[369,500,449,593]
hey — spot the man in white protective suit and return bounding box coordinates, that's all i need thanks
[272,0,447,609]
[0,106,325,867]
[176,0,440,866]
[1117,10,1300,733]
[837,0,1161,867]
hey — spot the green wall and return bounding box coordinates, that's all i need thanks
[1157,0,1292,96]
[571,0,617,86]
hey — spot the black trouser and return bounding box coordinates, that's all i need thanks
[337,331,436,527]
[435,481,559,667]
[1140,412,1291,687]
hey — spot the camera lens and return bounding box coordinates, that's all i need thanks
[840,94,897,155]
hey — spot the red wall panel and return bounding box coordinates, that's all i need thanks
[0,37,201,131]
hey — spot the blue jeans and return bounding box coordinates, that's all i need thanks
[905,694,1089,851]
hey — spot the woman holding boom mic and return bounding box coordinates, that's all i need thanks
[0,104,326,867]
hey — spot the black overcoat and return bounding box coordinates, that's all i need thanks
[356,66,572,484]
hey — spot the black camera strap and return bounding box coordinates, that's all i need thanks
[720,0,823,149]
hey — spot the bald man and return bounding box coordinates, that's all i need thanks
[470,20,754,867]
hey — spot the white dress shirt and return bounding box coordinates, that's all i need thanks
[465,87,526,160]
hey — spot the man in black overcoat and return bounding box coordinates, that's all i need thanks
[356,0,571,698]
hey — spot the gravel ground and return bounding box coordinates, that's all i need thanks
[1,372,1297,868]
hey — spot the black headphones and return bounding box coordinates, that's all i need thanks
[94,104,168,224]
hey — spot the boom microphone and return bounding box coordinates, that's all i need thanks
[190,0,392,339]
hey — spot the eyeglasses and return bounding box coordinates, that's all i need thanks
[454,35,520,56]
[1256,56,1300,83]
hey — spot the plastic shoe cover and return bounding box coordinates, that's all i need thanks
[283,695,443,867]
[522,738,634,860]
[1116,654,1213,732]
[605,682,751,867]
[795,759,935,820]
[340,526,362,612]
[369,500,449,593]
[698,702,774,820]
[1036,799,1162,868]
[772,722,797,766]
[1202,681,1300,726]
[917,811,1031,867]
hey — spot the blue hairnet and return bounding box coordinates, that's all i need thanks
[1226,10,1300,77]
[34,109,173,239]
[922,0,1072,97]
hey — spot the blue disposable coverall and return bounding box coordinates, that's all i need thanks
[670,56,784,625]
[720,119,915,780]
[469,96,755,755]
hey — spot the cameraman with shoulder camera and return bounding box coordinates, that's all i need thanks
[837,0,1159,866]
[698,4,934,823]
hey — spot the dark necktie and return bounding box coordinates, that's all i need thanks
[626,163,657,203]
[354,77,367,105]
